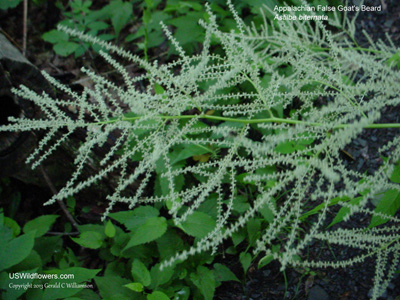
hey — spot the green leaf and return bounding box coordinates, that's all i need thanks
[149,263,174,289]
[9,249,42,272]
[88,21,109,31]
[124,282,143,292]
[123,217,167,250]
[34,236,62,264]
[0,0,22,10]
[154,83,165,94]
[4,216,20,237]
[247,219,261,246]
[259,199,275,223]
[23,215,58,237]
[105,220,116,238]
[147,291,170,300]
[258,254,274,269]
[170,144,210,165]
[190,266,216,300]
[42,30,69,43]
[131,259,151,287]
[0,230,35,272]
[167,13,204,46]
[156,229,184,260]
[109,0,132,36]
[71,231,104,249]
[180,211,216,238]
[109,206,159,230]
[42,268,100,300]
[144,0,154,9]
[390,161,400,183]
[239,252,252,273]
[369,189,400,228]
[231,228,246,247]
[301,196,351,222]
[95,275,138,300]
[386,51,400,69]
[327,196,362,228]
[213,263,240,283]
[53,41,80,57]
[231,195,250,213]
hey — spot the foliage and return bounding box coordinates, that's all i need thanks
[0,210,101,300]
[0,209,239,300]
[1,1,400,300]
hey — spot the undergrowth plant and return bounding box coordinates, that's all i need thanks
[2,1,400,299]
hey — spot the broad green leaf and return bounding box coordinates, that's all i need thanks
[275,141,305,154]
[231,228,246,247]
[42,267,100,300]
[95,276,138,300]
[190,266,215,300]
[105,220,116,238]
[149,263,174,289]
[123,217,167,249]
[34,236,62,264]
[231,195,250,213]
[180,212,216,238]
[88,21,109,31]
[369,189,400,228]
[156,229,184,260]
[53,42,80,56]
[71,231,104,249]
[131,259,151,287]
[147,291,170,300]
[110,0,132,36]
[42,30,69,43]
[9,249,42,272]
[239,252,252,273]
[23,215,58,237]
[124,282,143,292]
[213,263,240,283]
[167,13,204,47]
[109,206,159,230]
[0,230,35,272]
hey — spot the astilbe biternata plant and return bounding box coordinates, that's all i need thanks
[2,1,400,298]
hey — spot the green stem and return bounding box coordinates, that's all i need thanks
[97,114,400,130]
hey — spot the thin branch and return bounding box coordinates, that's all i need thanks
[22,0,28,56]
[40,165,80,231]
[46,231,80,236]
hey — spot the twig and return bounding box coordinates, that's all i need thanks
[0,29,23,50]
[46,231,80,236]
[22,0,28,56]
[40,165,80,231]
